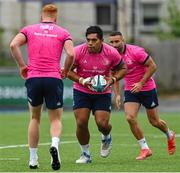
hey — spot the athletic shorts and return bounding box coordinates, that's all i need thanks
[73,89,112,114]
[25,77,63,109]
[124,88,159,109]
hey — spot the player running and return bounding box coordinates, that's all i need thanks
[109,32,176,160]
[68,26,127,163]
[109,31,176,160]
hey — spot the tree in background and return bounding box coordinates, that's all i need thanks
[157,0,180,40]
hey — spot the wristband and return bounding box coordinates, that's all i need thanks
[79,77,84,85]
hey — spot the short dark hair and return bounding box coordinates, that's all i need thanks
[85,26,103,39]
[109,31,123,37]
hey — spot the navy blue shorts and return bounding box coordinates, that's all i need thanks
[124,88,159,109]
[73,89,112,114]
[25,77,63,109]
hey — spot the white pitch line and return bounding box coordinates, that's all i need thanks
[0,158,20,161]
[153,133,180,138]
[61,133,180,137]
[1,134,179,150]
[0,140,77,150]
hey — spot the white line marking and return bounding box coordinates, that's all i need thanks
[153,134,180,138]
[0,140,77,150]
[0,133,179,150]
[0,158,20,161]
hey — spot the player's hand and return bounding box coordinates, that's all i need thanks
[115,94,121,110]
[103,76,114,91]
[61,68,68,79]
[130,82,143,93]
[79,77,94,90]
[20,65,28,79]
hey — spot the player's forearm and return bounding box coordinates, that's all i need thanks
[67,70,81,83]
[113,81,120,96]
[140,65,157,85]
[140,56,157,85]
[63,54,74,75]
[10,33,27,68]
[113,64,127,82]
[10,44,26,68]
[63,40,74,74]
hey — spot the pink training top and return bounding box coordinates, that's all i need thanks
[73,43,123,94]
[121,44,156,91]
[20,22,72,79]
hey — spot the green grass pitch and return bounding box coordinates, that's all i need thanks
[0,111,180,172]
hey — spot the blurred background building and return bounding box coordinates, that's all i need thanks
[0,0,180,109]
[1,0,180,44]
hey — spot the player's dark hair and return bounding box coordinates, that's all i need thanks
[109,31,123,37]
[86,26,103,40]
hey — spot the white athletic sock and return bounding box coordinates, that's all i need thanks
[29,148,38,160]
[166,129,172,139]
[80,144,90,155]
[101,134,111,140]
[51,137,60,149]
[138,138,149,149]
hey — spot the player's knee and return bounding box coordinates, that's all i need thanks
[96,120,108,131]
[126,114,136,124]
[31,115,41,123]
[76,120,87,130]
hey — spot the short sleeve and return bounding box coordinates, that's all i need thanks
[20,26,28,36]
[133,47,149,64]
[63,30,72,43]
[20,26,29,41]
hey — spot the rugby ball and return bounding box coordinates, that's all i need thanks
[91,75,107,92]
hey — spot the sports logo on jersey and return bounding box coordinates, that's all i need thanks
[40,25,54,30]
[126,58,133,65]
